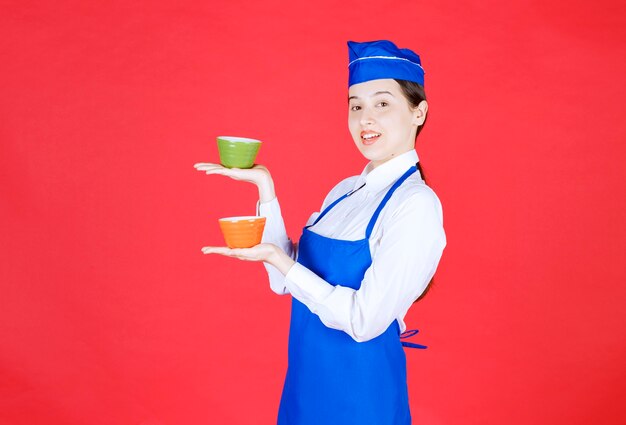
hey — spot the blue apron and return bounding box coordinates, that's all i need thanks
[277,166,425,425]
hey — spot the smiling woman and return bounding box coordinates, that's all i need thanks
[195,39,446,425]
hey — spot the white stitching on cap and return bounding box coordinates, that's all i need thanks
[348,55,424,71]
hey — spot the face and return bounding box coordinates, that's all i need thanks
[348,79,427,169]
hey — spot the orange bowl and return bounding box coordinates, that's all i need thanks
[218,216,266,248]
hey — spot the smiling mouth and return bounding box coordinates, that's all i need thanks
[361,132,381,145]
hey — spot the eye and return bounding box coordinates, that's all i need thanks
[350,105,361,111]
[377,101,389,107]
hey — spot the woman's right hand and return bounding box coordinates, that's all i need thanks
[193,162,270,184]
[193,162,276,203]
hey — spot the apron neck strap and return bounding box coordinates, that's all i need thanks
[365,166,417,239]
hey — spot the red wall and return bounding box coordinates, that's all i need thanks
[2,1,625,424]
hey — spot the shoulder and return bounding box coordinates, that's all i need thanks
[389,177,444,223]
[377,179,446,247]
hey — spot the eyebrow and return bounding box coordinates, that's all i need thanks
[348,91,395,101]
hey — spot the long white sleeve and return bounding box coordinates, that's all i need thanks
[256,197,295,295]
[282,188,446,342]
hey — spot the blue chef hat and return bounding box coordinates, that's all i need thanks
[348,40,425,88]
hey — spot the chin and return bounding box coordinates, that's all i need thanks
[361,153,387,166]
[357,144,383,158]
[354,146,375,161]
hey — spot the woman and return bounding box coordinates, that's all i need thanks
[195,40,446,425]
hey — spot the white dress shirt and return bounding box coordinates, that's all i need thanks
[256,149,447,343]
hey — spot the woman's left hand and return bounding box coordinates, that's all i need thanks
[201,243,277,262]
[201,243,296,275]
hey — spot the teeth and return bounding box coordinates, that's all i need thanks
[363,133,381,139]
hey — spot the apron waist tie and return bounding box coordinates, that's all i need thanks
[400,329,427,349]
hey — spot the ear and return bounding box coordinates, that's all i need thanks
[412,100,428,126]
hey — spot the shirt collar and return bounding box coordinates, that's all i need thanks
[354,149,420,193]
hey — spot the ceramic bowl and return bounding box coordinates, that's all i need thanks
[218,216,266,248]
[216,136,262,169]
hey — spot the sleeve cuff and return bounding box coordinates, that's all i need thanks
[284,262,334,306]
[257,196,279,217]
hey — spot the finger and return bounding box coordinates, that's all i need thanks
[205,168,227,175]
[230,255,253,261]
[197,166,230,175]
[196,165,224,172]
[201,246,232,255]
[195,165,227,173]
[231,249,265,262]
[193,162,219,168]
[224,248,255,256]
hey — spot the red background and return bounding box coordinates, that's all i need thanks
[2,1,625,424]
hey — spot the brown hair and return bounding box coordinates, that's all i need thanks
[394,79,435,302]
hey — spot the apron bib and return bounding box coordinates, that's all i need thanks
[277,166,425,425]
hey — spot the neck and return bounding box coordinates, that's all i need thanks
[369,148,415,170]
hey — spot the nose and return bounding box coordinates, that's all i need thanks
[360,107,375,126]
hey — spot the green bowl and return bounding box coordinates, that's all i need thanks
[216,136,262,169]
